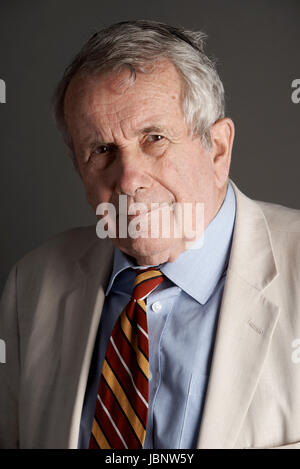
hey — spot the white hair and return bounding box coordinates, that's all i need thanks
[52,20,225,165]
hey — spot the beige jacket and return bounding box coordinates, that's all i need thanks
[1,181,300,449]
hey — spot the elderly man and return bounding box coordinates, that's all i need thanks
[1,20,300,450]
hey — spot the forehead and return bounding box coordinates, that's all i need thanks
[63,60,185,138]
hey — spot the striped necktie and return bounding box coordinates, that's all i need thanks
[89,268,164,449]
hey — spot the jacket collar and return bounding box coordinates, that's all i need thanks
[226,180,278,290]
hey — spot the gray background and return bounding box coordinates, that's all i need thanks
[0,0,299,292]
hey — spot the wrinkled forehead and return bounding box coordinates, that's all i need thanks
[63,59,184,119]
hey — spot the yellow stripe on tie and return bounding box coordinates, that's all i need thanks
[120,313,149,377]
[102,360,145,443]
[92,419,111,449]
[134,270,162,287]
[136,299,146,313]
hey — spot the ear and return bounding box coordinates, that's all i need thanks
[209,118,235,190]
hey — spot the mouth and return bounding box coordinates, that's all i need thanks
[121,202,173,222]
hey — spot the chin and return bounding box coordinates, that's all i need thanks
[113,236,176,265]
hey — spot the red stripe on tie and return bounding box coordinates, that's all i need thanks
[105,343,148,424]
[88,434,100,449]
[94,397,127,449]
[132,275,164,301]
[98,378,142,448]
[114,317,149,382]
[127,301,148,332]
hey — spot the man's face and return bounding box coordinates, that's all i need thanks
[64,60,232,265]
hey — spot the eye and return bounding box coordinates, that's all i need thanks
[146,134,165,143]
[92,144,111,155]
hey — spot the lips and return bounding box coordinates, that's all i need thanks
[120,202,173,221]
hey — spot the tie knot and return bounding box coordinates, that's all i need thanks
[132,268,164,301]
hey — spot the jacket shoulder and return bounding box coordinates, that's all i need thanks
[256,200,300,233]
[20,225,97,263]
[16,225,101,282]
[256,200,300,285]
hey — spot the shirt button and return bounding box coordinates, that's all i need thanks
[151,301,162,313]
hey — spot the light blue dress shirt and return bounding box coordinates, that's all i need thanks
[78,182,236,449]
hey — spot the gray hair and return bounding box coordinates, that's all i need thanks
[52,20,225,164]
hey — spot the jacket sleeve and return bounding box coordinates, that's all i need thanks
[0,264,20,448]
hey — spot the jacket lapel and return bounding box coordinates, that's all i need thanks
[45,236,114,448]
[197,181,280,448]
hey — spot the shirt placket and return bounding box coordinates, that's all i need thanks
[144,287,179,449]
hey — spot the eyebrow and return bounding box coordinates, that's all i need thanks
[138,125,167,135]
[81,124,172,149]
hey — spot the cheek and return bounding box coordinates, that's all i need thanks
[173,155,214,201]
[158,153,199,198]
[80,169,113,209]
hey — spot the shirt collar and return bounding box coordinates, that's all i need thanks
[106,182,236,304]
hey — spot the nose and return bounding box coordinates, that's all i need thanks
[115,147,152,197]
